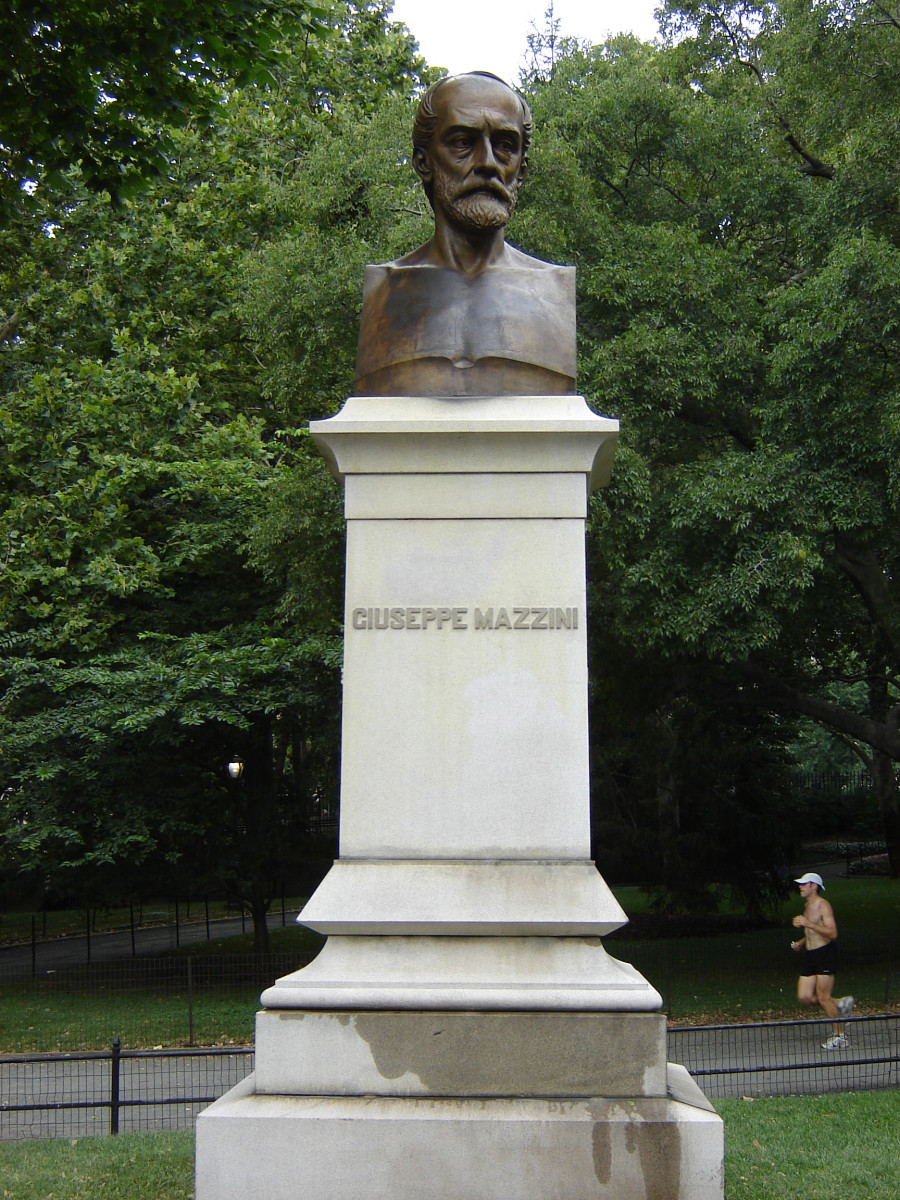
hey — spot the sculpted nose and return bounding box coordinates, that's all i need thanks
[473,134,499,174]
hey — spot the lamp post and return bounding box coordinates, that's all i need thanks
[226,755,246,931]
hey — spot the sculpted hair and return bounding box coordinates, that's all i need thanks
[412,72,532,201]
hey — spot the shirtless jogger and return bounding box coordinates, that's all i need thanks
[791,871,854,1049]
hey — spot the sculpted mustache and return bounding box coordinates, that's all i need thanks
[458,181,514,202]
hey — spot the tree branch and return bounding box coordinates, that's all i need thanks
[784,134,835,179]
[871,4,900,33]
[673,661,900,760]
[0,312,20,343]
[711,8,837,182]
[834,535,900,664]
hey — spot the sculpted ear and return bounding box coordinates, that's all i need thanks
[412,146,432,184]
[517,155,528,184]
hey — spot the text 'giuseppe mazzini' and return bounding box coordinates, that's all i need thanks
[351,606,579,631]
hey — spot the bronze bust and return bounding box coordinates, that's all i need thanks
[355,72,576,397]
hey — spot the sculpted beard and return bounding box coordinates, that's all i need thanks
[434,173,518,230]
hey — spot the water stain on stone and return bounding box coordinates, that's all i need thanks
[639,1120,681,1200]
[351,1012,662,1097]
[591,1120,612,1187]
[625,1120,637,1156]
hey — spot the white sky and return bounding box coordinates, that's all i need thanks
[389,1,662,85]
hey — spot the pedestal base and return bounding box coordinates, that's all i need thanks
[196,1009,723,1199]
[196,1068,723,1200]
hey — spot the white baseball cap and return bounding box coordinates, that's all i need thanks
[794,872,825,890]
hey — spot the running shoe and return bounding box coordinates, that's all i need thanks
[822,1034,848,1050]
[837,996,855,1018]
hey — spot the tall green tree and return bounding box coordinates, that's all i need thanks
[0,1,426,948]
[515,4,900,875]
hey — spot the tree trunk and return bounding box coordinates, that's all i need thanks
[872,749,900,878]
[654,713,681,894]
[248,886,271,955]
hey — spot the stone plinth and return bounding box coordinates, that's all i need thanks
[260,933,659,1011]
[252,1010,669,1098]
[198,1010,723,1199]
[196,1069,723,1200]
[316,395,616,866]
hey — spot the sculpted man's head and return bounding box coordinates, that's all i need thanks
[411,73,532,237]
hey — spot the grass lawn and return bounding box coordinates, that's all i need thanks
[718,1090,900,1199]
[613,877,900,930]
[615,877,900,1023]
[1,1091,899,1199]
[0,926,324,1052]
[0,1131,194,1200]
[0,988,259,1052]
[162,925,325,959]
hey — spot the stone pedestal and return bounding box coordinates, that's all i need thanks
[195,395,724,1199]
[197,1012,722,1200]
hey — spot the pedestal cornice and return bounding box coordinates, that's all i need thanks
[309,395,619,491]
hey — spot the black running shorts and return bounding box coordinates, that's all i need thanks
[799,941,839,977]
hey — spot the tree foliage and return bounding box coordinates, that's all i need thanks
[0,1,333,218]
[515,3,900,879]
[0,1,426,945]
[4,1,898,933]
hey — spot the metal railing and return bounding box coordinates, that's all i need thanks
[1,1044,253,1140]
[3,1015,898,1139]
[669,1013,899,1099]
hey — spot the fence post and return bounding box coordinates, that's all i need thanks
[85,909,91,964]
[205,894,210,941]
[31,914,36,978]
[130,902,136,957]
[175,897,180,948]
[110,1037,121,1135]
[188,956,195,1046]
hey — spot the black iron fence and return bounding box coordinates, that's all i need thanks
[1,898,310,975]
[799,843,890,878]
[670,1013,900,1099]
[1,1045,253,1140]
[3,1015,897,1140]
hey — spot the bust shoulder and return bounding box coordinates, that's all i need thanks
[355,250,576,398]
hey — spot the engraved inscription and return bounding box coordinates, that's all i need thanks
[350,606,578,631]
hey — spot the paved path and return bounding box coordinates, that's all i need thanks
[0,910,303,980]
